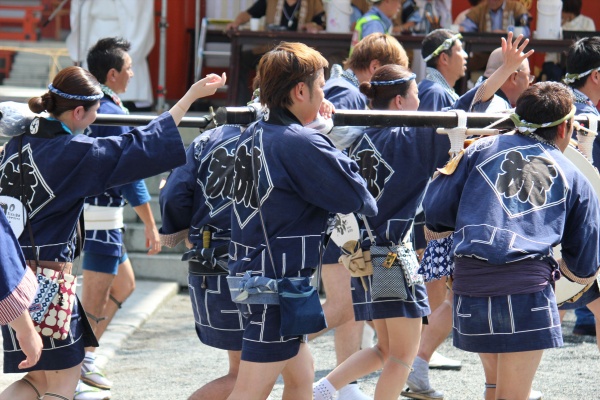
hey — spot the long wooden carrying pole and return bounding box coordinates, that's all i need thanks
[214,107,600,130]
[84,108,599,131]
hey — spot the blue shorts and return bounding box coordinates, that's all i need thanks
[351,275,430,321]
[82,252,128,275]
[453,285,563,353]
[83,229,124,258]
[235,302,303,363]
[188,274,244,351]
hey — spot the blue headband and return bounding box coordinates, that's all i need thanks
[370,73,417,86]
[48,84,104,102]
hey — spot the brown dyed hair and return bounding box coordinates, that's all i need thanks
[515,82,574,142]
[360,64,415,110]
[344,33,409,71]
[257,42,328,109]
[28,66,102,117]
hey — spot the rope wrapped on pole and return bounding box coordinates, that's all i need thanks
[92,114,213,129]
[212,107,600,131]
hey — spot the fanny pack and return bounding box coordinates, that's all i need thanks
[184,244,230,276]
[342,216,424,300]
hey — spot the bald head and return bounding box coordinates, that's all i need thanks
[484,48,504,78]
[484,47,529,78]
[483,47,532,106]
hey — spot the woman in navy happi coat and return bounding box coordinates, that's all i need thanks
[0,66,225,399]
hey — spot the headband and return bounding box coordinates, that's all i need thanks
[48,84,104,102]
[370,73,416,86]
[510,105,576,134]
[563,66,600,84]
[423,33,462,63]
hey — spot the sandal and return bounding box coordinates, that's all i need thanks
[401,387,444,400]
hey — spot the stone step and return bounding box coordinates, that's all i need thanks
[123,198,162,224]
[0,39,68,48]
[3,77,47,87]
[124,222,187,254]
[6,67,48,78]
[73,252,189,287]
[70,250,188,286]
[128,253,189,287]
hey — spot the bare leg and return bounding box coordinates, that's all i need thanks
[93,258,136,341]
[325,345,385,391]
[188,350,241,400]
[325,317,397,391]
[585,297,600,352]
[227,344,311,400]
[374,317,422,400]
[83,259,135,355]
[81,269,114,342]
[308,263,363,366]
[0,371,47,400]
[478,353,498,400]
[309,263,357,338]
[417,291,453,362]
[558,309,567,323]
[281,343,314,400]
[43,364,82,400]
[425,279,447,313]
[496,350,543,400]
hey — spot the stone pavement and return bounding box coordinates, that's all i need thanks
[99,291,600,400]
[0,280,178,390]
[2,284,600,399]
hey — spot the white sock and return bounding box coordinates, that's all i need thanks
[337,383,372,400]
[84,351,96,365]
[407,356,431,391]
[313,378,336,400]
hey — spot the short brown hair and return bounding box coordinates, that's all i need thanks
[515,82,574,142]
[344,33,409,71]
[257,42,328,109]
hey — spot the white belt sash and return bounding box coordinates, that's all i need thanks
[83,205,125,230]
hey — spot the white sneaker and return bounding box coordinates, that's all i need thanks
[74,381,111,400]
[81,362,113,390]
[361,323,376,349]
[428,351,462,370]
[336,383,372,400]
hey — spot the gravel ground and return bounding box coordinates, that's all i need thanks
[105,291,599,400]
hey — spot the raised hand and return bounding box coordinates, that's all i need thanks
[192,73,227,99]
[501,31,535,73]
[169,73,227,125]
